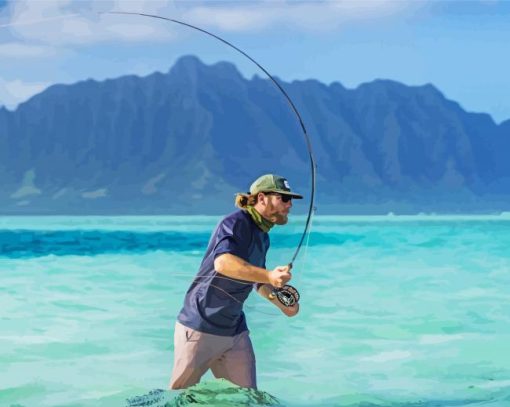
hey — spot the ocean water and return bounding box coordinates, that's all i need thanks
[1,215,510,407]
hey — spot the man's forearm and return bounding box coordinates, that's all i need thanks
[214,253,271,284]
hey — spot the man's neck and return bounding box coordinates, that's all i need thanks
[246,206,274,233]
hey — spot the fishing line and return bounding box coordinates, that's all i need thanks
[302,205,317,267]
[98,10,318,308]
[2,10,318,310]
[0,13,80,28]
[167,272,281,316]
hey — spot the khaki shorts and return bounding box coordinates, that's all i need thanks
[169,321,256,390]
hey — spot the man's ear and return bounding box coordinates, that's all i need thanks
[257,192,266,205]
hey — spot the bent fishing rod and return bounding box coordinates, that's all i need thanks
[101,11,317,307]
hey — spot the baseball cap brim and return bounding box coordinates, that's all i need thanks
[267,189,303,199]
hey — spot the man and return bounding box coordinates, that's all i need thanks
[169,174,302,390]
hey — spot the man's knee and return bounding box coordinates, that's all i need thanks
[169,375,195,390]
[169,381,184,390]
[169,367,204,390]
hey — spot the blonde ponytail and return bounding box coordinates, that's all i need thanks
[235,193,258,209]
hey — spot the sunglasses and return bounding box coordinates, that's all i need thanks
[265,192,293,203]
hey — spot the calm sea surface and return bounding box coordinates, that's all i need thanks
[1,215,510,406]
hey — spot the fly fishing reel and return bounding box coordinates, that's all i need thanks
[269,285,300,307]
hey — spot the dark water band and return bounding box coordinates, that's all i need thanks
[0,230,360,259]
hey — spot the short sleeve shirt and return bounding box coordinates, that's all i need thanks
[177,210,270,336]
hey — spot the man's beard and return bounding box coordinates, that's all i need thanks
[272,214,288,225]
[266,201,289,225]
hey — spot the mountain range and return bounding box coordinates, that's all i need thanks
[1,55,509,214]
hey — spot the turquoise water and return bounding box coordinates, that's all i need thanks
[1,215,510,406]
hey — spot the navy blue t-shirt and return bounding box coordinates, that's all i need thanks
[177,210,270,336]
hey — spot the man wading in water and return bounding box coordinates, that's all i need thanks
[169,174,302,389]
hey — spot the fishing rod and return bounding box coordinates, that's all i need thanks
[1,10,317,307]
[101,11,317,307]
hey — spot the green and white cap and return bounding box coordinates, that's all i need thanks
[249,174,303,199]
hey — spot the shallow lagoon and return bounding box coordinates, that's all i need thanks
[1,215,510,406]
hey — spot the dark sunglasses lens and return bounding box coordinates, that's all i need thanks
[281,195,292,203]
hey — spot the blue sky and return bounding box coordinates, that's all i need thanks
[1,0,510,123]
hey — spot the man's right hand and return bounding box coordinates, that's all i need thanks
[268,265,292,288]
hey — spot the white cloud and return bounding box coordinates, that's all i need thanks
[0,0,416,47]
[104,22,160,40]
[184,5,273,32]
[1,0,178,46]
[0,77,50,109]
[183,1,416,33]
[0,42,56,57]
